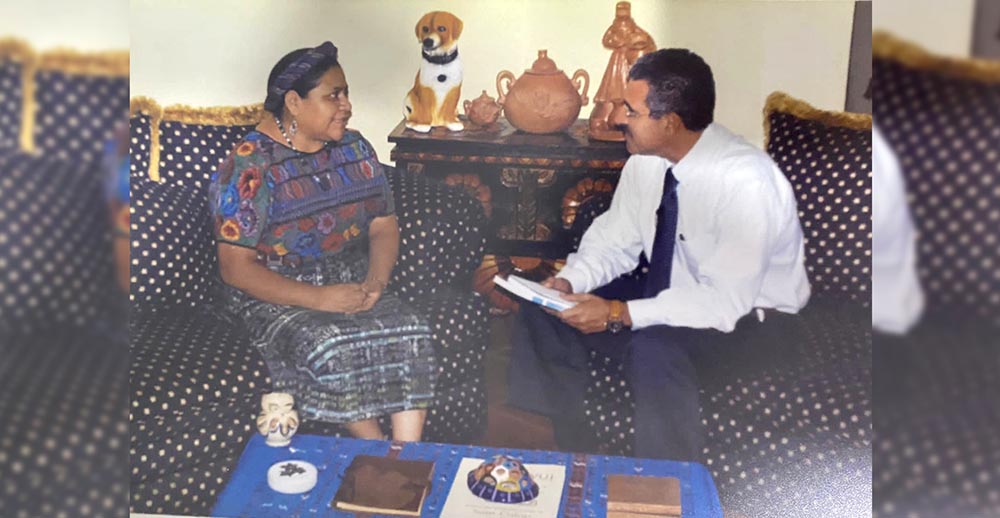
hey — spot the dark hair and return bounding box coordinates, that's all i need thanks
[263,48,341,117]
[628,48,715,131]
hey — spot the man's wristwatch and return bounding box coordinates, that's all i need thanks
[606,300,627,334]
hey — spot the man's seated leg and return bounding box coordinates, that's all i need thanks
[628,326,704,461]
[508,303,625,452]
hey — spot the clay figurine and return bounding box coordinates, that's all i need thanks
[589,1,656,141]
[256,392,299,447]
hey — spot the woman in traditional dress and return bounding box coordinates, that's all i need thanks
[209,42,436,441]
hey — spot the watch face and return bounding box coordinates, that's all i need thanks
[607,320,624,334]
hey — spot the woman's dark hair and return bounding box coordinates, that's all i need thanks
[628,48,715,132]
[263,48,341,117]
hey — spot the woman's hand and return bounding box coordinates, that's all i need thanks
[314,283,367,314]
[350,278,387,314]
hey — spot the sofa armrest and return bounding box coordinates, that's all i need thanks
[386,165,487,301]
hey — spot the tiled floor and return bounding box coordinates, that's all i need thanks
[475,313,558,451]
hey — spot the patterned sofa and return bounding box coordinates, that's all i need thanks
[126,99,492,514]
[563,93,873,516]
[872,32,1000,518]
[0,39,129,518]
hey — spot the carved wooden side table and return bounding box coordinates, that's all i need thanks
[388,117,628,312]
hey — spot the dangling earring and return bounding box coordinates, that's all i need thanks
[290,118,298,136]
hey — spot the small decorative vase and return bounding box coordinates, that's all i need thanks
[463,90,503,127]
[256,392,299,447]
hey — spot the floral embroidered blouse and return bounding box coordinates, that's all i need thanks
[209,130,394,263]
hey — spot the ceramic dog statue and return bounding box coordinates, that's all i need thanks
[404,11,464,133]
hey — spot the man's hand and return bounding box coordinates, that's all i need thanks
[541,276,573,294]
[556,293,613,334]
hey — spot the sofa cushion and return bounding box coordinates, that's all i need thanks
[0,42,30,151]
[130,307,270,515]
[32,64,129,166]
[764,92,872,305]
[130,179,218,311]
[387,167,488,300]
[157,110,257,193]
[0,149,117,334]
[413,290,490,442]
[873,32,1000,324]
[0,325,129,518]
[874,315,1000,517]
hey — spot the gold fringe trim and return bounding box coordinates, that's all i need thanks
[0,37,34,61]
[21,59,37,152]
[873,31,1000,83]
[130,97,164,182]
[763,91,872,149]
[3,40,129,151]
[161,103,265,126]
[1,38,38,152]
[38,48,129,77]
[129,96,163,120]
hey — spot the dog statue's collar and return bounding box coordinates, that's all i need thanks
[422,49,459,65]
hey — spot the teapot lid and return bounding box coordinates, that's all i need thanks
[526,50,561,75]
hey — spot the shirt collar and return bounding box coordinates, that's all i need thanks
[668,122,720,184]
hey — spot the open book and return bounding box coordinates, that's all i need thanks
[493,275,577,312]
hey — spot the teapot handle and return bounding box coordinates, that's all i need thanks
[496,70,516,105]
[463,99,472,113]
[572,69,590,106]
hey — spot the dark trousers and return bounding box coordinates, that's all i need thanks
[508,302,705,461]
[507,294,805,462]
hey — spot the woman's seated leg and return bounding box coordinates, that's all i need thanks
[390,409,428,442]
[344,418,384,440]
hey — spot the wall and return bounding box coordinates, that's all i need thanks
[130,0,856,159]
[874,0,976,57]
[0,0,128,50]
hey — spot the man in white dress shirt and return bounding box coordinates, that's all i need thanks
[508,49,810,461]
[872,124,923,335]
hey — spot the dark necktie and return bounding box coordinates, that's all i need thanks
[643,167,678,298]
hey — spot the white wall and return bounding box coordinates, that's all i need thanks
[0,0,128,50]
[874,0,975,57]
[130,0,857,158]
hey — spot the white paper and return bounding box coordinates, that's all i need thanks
[493,275,577,312]
[438,458,567,518]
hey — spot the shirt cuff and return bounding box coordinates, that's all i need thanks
[625,298,664,330]
[555,267,591,294]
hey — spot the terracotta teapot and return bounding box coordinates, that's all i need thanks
[463,90,502,127]
[496,50,590,134]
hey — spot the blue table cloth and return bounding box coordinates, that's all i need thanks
[213,434,722,517]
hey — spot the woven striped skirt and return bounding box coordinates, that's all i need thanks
[220,248,437,424]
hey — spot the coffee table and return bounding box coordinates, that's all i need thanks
[212,434,722,517]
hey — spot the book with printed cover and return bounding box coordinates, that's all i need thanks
[606,474,681,516]
[493,275,577,312]
[331,455,435,516]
